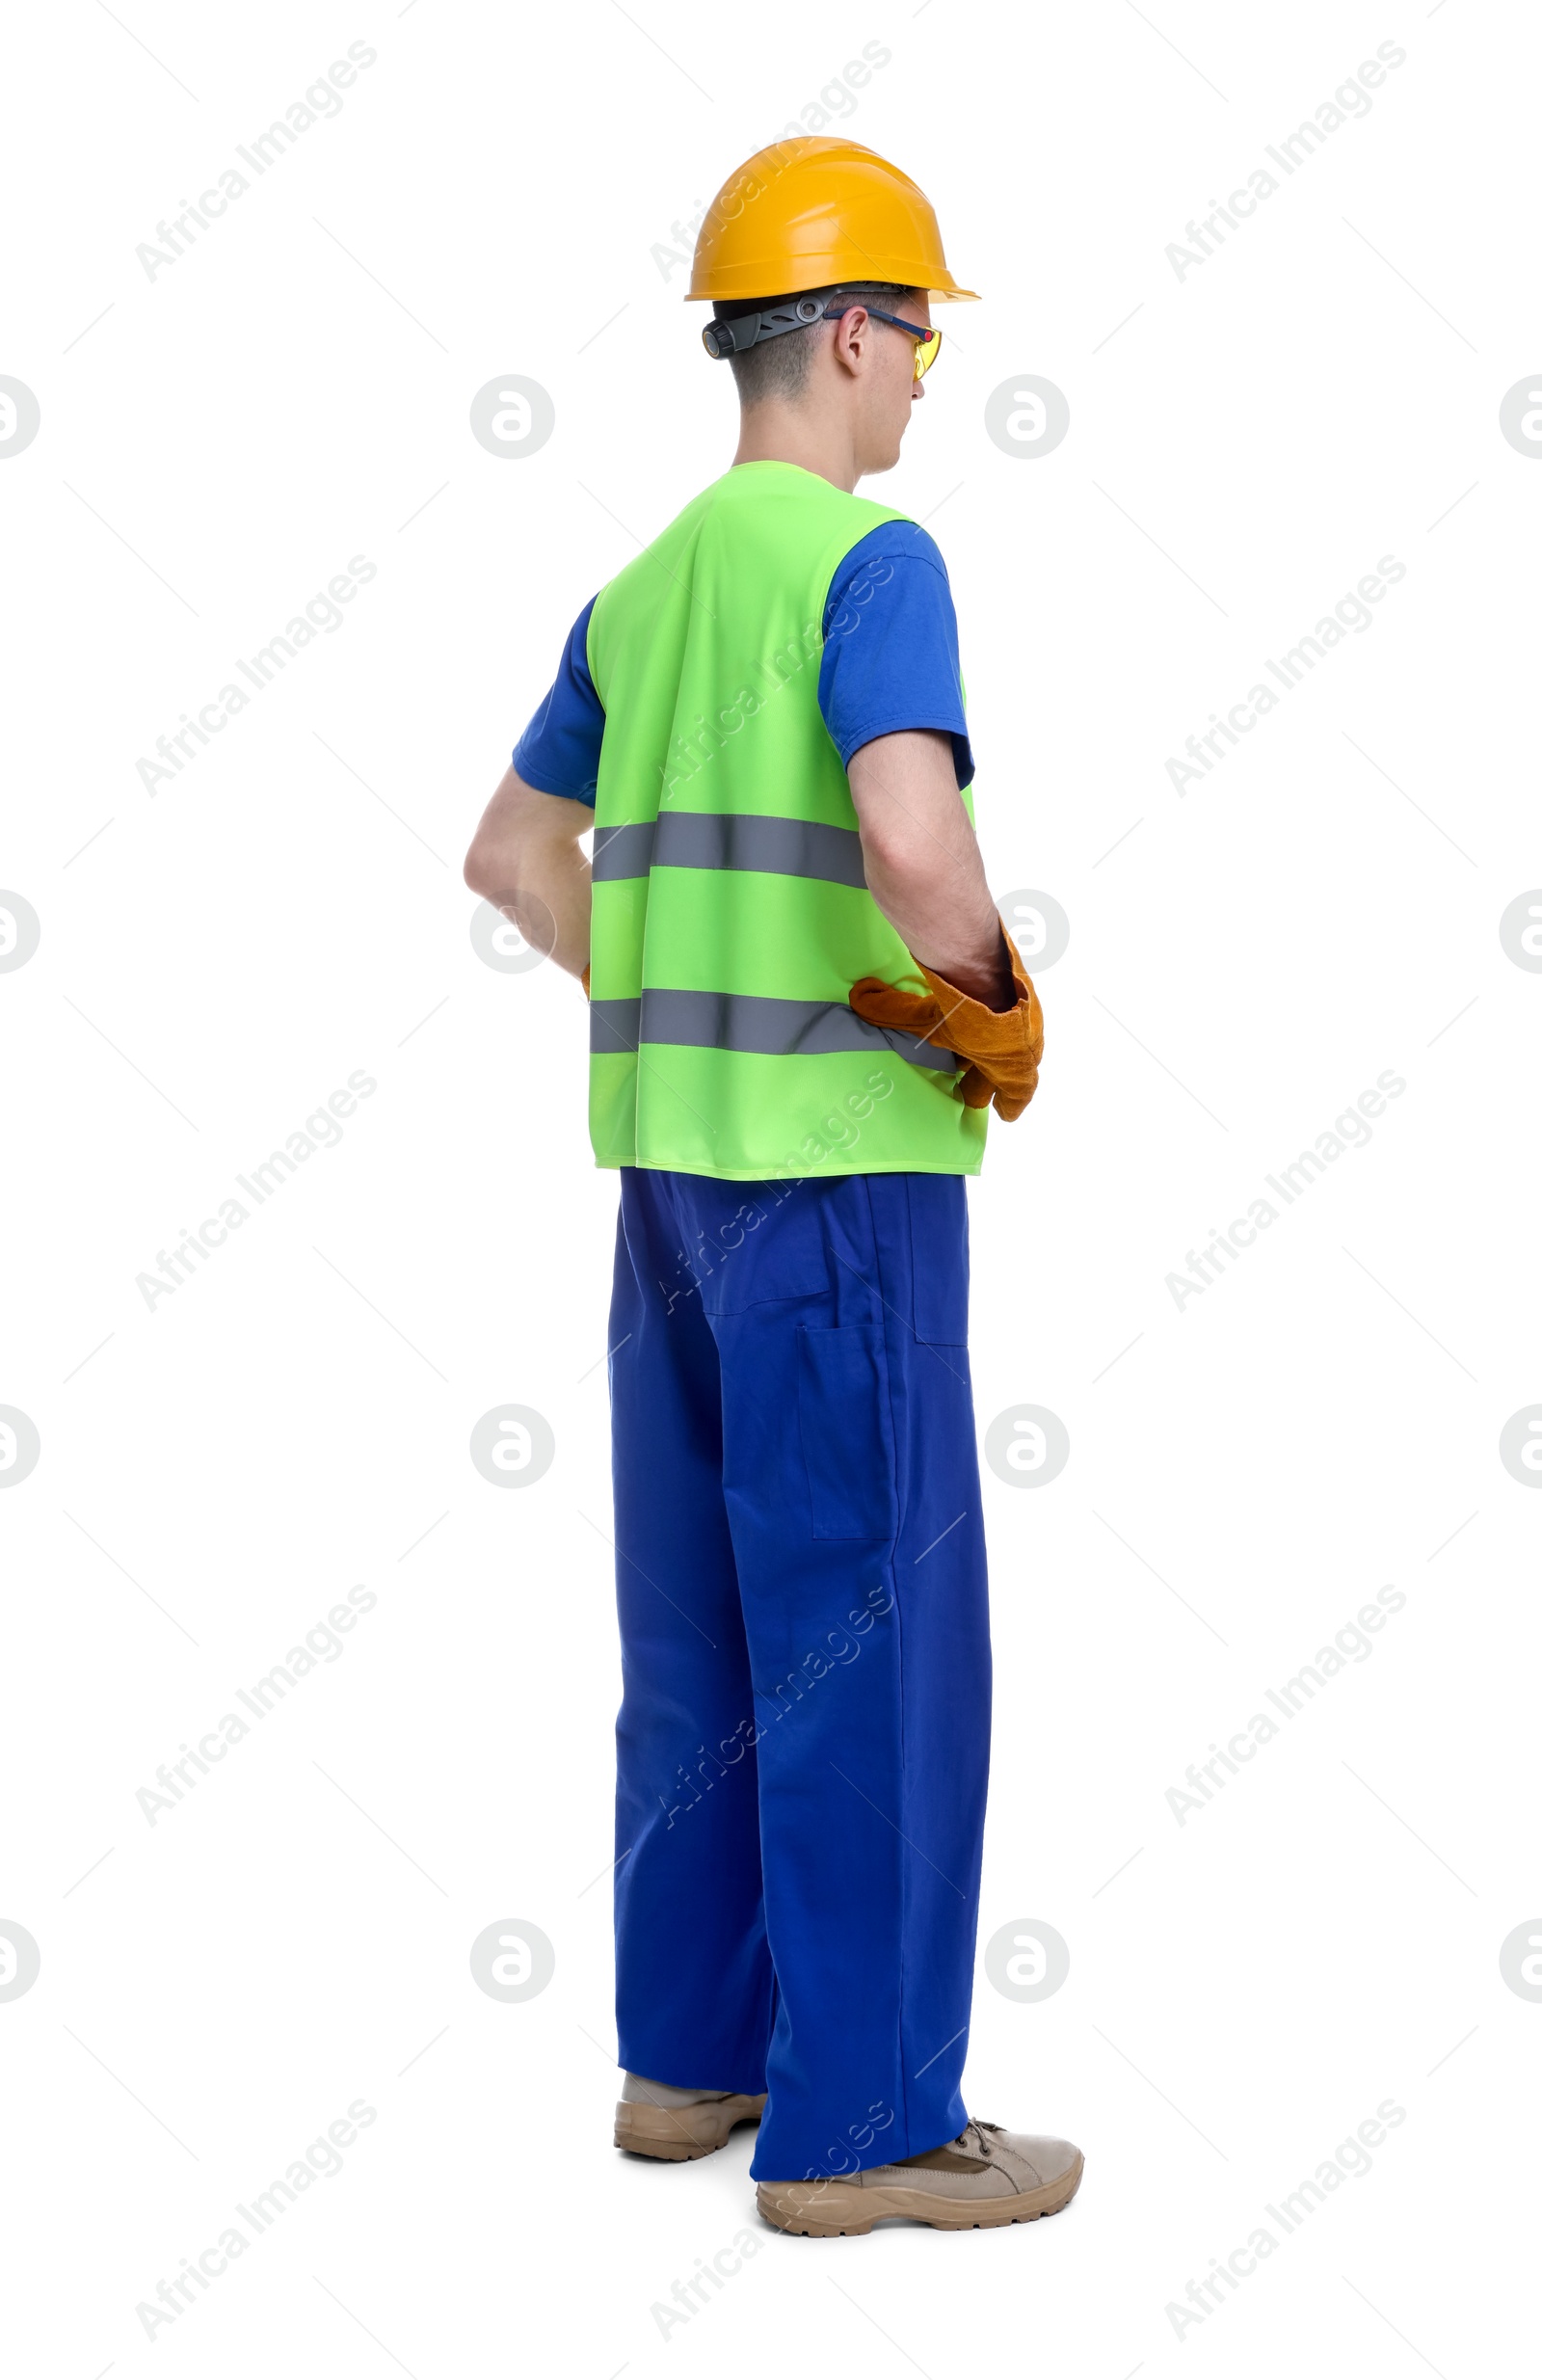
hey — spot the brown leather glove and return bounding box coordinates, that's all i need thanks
[581,963,591,999]
[849,927,1044,1121]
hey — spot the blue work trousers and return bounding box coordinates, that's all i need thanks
[608,1164,991,2181]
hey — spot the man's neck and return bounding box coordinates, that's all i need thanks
[731,404,861,494]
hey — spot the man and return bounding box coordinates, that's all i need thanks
[464,136,1081,2236]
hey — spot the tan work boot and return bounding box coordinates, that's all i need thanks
[613,2072,768,2162]
[757,2119,1083,2234]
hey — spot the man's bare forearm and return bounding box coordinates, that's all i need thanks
[464,767,593,979]
[847,730,1012,1008]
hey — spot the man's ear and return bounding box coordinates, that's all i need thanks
[829,306,869,377]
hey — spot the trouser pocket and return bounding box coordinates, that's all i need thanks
[796,1324,897,1540]
[906,1175,970,1346]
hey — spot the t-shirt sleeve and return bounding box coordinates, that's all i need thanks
[511,596,605,806]
[818,524,975,789]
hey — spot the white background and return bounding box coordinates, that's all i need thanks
[4,0,1539,2370]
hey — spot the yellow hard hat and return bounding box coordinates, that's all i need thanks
[687,136,978,308]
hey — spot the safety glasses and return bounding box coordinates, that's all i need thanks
[822,303,943,379]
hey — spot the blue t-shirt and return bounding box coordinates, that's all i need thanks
[512,522,974,802]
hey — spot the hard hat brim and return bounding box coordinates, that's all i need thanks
[687,278,979,304]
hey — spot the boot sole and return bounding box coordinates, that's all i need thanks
[757,2150,1084,2235]
[614,2094,767,2162]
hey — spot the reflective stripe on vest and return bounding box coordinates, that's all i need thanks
[590,989,958,1071]
[594,812,866,889]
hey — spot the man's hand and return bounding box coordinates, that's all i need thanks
[464,766,593,981]
[850,927,1044,1121]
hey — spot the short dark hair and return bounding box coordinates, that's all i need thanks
[721,283,918,404]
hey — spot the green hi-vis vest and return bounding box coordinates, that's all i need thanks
[585,460,987,1181]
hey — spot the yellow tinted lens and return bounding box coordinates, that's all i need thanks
[914,329,943,379]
